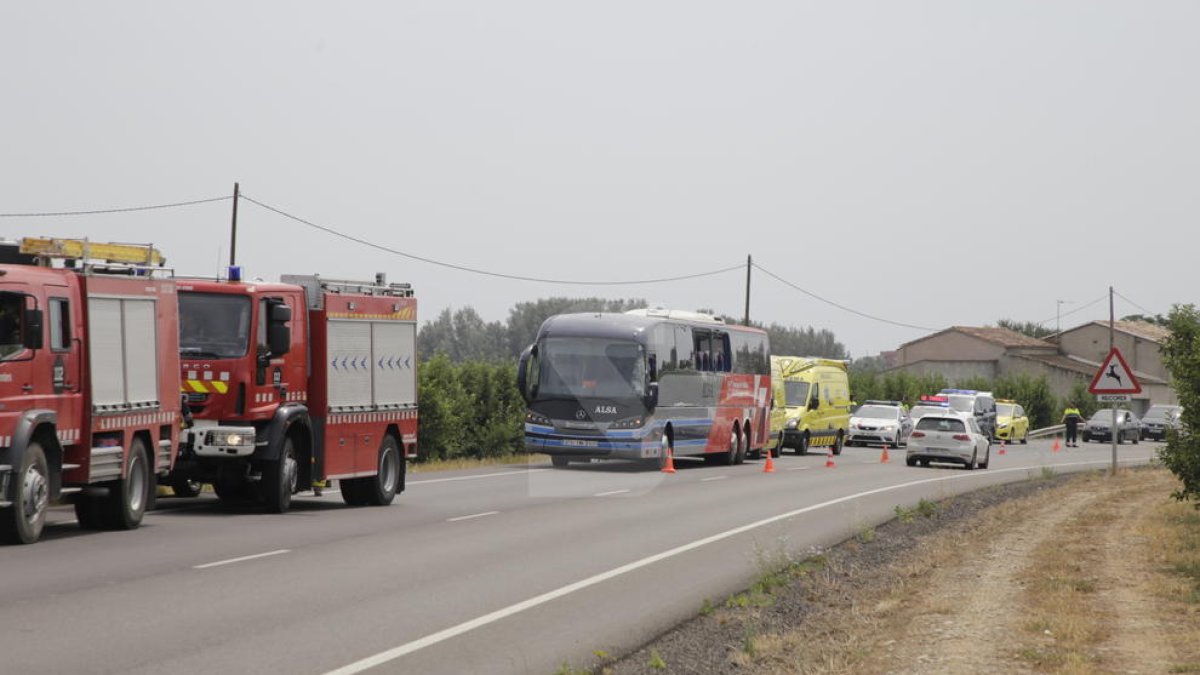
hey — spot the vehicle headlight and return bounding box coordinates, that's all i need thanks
[785,418,799,429]
[525,411,552,426]
[998,423,1009,429]
[205,428,255,447]
[610,417,644,430]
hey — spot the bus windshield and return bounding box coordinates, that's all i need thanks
[179,292,252,359]
[537,337,646,400]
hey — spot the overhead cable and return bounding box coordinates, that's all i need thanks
[1033,294,1107,326]
[752,262,937,331]
[1112,290,1158,317]
[0,195,232,218]
[240,194,743,286]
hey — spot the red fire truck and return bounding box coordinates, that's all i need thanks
[168,271,417,512]
[0,238,181,544]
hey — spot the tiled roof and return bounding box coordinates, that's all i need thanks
[950,326,1054,349]
[1107,320,1170,343]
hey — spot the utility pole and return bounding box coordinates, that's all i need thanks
[229,182,240,267]
[743,255,752,326]
[1110,285,1117,477]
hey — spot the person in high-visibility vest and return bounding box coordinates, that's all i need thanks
[1061,405,1085,447]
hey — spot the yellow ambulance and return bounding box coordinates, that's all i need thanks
[767,356,852,456]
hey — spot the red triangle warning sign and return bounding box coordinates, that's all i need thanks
[1088,347,1142,395]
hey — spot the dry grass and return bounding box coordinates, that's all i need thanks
[1140,479,1200,672]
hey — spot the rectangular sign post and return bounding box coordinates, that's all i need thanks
[1088,346,1142,477]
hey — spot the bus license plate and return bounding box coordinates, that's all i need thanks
[563,439,598,447]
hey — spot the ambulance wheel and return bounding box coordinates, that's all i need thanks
[171,479,203,498]
[262,436,298,513]
[362,436,401,506]
[0,442,49,545]
[101,439,151,530]
[798,432,810,456]
[833,432,845,456]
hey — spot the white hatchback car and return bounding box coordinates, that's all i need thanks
[906,414,991,470]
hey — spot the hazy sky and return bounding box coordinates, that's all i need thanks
[2,1,1195,357]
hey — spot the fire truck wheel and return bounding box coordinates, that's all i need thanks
[262,436,299,513]
[340,479,368,506]
[213,477,252,502]
[101,439,151,530]
[363,436,401,506]
[0,442,49,545]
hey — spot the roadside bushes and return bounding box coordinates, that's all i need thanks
[416,354,524,462]
[1158,304,1200,504]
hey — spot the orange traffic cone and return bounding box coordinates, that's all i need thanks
[1052,437,1061,453]
[998,440,1007,456]
[661,447,676,474]
[880,444,890,463]
[763,451,776,473]
[825,451,836,468]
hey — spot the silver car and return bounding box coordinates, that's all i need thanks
[1083,409,1141,444]
[847,402,912,447]
[1140,405,1182,441]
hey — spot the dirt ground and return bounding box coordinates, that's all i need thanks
[603,467,1200,675]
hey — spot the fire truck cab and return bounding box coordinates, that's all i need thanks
[170,271,417,512]
[0,238,181,544]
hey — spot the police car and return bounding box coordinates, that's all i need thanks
[847,400,912,447]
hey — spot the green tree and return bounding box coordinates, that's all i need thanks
[417,353,470,460]
[1158,305,1200,504]
[993,374,1056,428]
[418,307,509,362]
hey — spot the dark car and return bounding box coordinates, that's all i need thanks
[1083,409,1141,444]
[1140,405,1182,441]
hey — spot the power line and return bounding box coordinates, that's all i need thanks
[0,195,232,218]
[752,262,938,331]
[1033,294,1107,326]
[1112,290,1157,317]
[240,194,744,286]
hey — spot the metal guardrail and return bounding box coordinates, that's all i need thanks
[1027,425,1065,439]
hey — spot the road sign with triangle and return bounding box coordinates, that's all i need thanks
[1088,347,1142,395]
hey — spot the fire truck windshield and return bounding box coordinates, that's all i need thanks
[535,337,646,400]
[179,292,252,359]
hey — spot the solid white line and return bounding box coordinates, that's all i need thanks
[410,469,550,485]
[447,511,500,523]
[594,489,631,497]
[700,476,728,482]
[786,467,810,471]
[323,456,1149,675]
[193,549,291,570]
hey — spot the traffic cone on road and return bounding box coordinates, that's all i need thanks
[661,448,676,474]
[825,451,836,468]
[763,451,776,473]
[1052,437,1061,453]
[880,444,890,463]
[998,440,1007,456]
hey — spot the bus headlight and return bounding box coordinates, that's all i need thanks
[525,411,552,426]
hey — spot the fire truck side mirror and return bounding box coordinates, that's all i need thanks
[266,301,292,357]
[23,308,43,350]
[267,323,291,357]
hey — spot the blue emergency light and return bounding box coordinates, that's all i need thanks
[228,265,242,282]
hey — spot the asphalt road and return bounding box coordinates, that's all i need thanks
[0,437,1157,675]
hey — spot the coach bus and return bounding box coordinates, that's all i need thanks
[517,308,771,468]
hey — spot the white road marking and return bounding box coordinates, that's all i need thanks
[786,467,810,471]
[700,476,728,482]
[447,511,500,523]
[410,469,550,485]
[323,456,1148,675]
[594,489,631,497]
[193,549,291,570]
